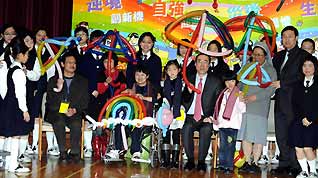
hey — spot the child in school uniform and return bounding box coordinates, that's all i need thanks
[126,32,162,89]
[0,37,31,173]
[213,71,246,174]
[161,60,183,169]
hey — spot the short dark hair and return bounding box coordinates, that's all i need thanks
[281,26,299,37]
[135,64,149,76]
[222,70,238,85]
[74,26,89,37]
[301,38,315,51]
[300,55,318,76]
[1,24,16,34]
[195,53,211,63]
[90,30,104,41]
[138,32,156,53]
[177,39,190,56]
[9,37,29,59]
[207,40,222,52]
[60,51,76,64]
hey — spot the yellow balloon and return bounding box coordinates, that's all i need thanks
[176,109,185,121]
[234,150,246,168]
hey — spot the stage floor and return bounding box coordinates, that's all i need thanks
[0,155,295,178]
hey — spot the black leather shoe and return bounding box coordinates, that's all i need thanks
[59,151,67,162]
[288,167,301,177]
[184,161,195,171]
[197,161,207,172]
[270,166,288,175]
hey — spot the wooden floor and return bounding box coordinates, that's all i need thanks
[0,155,295,178]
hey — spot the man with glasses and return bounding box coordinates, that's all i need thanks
[182,53,223,172]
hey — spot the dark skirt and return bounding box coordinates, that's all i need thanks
[0,96,31,137]
[288,120,318,148]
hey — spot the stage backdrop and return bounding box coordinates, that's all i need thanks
[72,0,318,64]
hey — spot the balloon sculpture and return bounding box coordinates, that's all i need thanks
[165,10,234,94]
[37,37,80,92]
[224,11,277,93]
[156,101,173,137]
[234,150,246,168]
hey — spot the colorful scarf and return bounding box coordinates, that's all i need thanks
[213,86,240,121]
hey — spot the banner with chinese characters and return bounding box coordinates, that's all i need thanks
[72,0,318,62]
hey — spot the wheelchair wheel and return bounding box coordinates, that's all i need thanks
[150,150,159,168]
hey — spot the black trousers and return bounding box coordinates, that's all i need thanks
[182,115,213,162]
[274,106,299,168]
[163,129,181,145]
[52,116,82,154]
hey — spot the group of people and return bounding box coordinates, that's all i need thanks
[0,21,317,178]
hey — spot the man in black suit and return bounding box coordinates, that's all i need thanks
[46,52,89,162]
[182,53,223,172]
[271,26,311,176]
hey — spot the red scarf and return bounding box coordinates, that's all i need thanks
[213,86,239,121]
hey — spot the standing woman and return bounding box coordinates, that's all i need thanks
[0,37,31,173]
[237,42,277,173]
[126,32,162,89]
[288,56,318,178]
[0,24,17,58]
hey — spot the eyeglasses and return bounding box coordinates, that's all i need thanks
[4,33,16,36]
[252,53,265,57]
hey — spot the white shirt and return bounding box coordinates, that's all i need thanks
[304,75,314,87]
[142,51,151,60]
[26,58,41,81]
[11,61,28,112]
[77,44,87,55]
[187,73,207,115]
[0,60,8,99]
[213,89,246,131]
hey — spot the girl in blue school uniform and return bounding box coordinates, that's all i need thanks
[76,29,105,159]
[126,32,162,89]
[0,37,31,173]
[161,60,183,169]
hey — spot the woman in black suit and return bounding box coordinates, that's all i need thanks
[289,55,318,178]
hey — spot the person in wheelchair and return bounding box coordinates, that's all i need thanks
[161,60,183,169]
[109,64,160,160]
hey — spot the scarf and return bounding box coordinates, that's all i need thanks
[213,86,240,121]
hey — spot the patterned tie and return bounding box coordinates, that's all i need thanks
[193,78,203,122]
[306,80,310,88]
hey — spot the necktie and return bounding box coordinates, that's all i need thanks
[211,61,215,68]
[80,48,84,55]
[143,55,147,60]
[193,78,203,122]
[306,81,310,88]
[280,51,289,71]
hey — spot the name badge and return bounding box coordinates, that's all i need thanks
[59,102,70,113]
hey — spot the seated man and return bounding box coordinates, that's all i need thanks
[182,53,222,172]
[46,52,89,162]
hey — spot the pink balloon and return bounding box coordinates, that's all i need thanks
[157,108,173,126]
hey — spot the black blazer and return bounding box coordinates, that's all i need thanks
[272,46,311,119]
[182,73,223,118]
[292,76,318,123]
[46,74,89,123]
